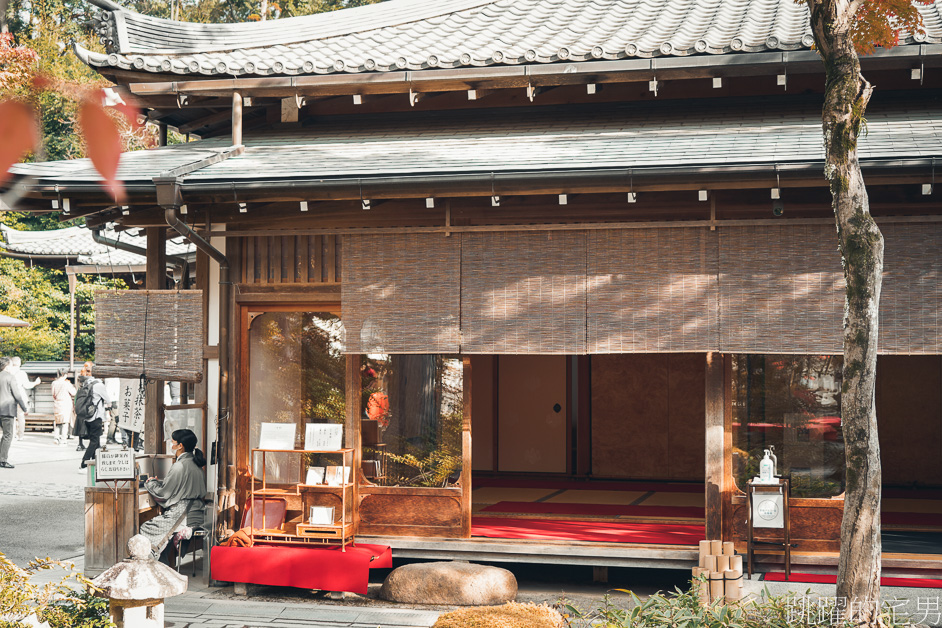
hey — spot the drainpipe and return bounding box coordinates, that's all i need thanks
[156,178,232,539]
[90,228,190,288]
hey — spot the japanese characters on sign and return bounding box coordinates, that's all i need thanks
[118,378,146,433]
[95,448,136,480]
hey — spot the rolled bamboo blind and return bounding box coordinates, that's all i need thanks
[341,233,460,354]
[460,231,587,354]
[587,228,719,352]
[94,290,204,382]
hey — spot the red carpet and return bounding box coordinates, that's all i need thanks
[471,516,703,545]
[764,572,942,589]
[480,501,704,519]
[211,543,392,594]
[473,478,704,493]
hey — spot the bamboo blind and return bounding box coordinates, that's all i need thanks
[879,224,942,353]
[341,224,941,355]
[341,233,460,353]
[94,290,204,382]
[460,231,587,354]
[587,228,719,352]
[718,225,845,354]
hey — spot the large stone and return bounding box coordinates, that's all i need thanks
[380,561,517,606]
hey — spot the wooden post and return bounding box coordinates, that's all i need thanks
[232,92,243,146]
[158,122,168,148]
[461,357,472,538]
[705,351,725,541]
[145,227,167,455]
[345,355,361,533]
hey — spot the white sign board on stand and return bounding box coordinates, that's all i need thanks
[96,448,136,480]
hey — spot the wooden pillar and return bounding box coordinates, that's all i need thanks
[461,357,472,538]
[346,355,362,532]
[232,92,243,146]
[145,227,167,455]
[158,122,168,147]
[705,351,725,540]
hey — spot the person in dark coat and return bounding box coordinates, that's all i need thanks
[0,356,29,469]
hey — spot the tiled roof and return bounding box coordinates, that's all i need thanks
[10,96,942,189]
[78,0,942,78]
[0,224,193,265]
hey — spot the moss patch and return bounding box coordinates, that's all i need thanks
[432,602,565,628]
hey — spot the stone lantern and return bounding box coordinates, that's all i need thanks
[92,534,188,628]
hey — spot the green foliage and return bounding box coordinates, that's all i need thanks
[0,551,113,628]
[560,585,913,628]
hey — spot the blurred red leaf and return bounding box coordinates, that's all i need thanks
[30,74,55,91]
[0,100,40,186]
[77,96,125,202]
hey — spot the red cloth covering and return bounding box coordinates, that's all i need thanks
[471,517,703,545]
[764,571,942,589]
[211,543,392,594]
[480,501,704,519]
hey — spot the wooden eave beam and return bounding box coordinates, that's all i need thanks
[125,46,942,100]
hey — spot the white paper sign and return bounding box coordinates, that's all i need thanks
[752,493,784,529]
[96,448,136,480]
[259,422,297,450]
[117,379,146,433]
[305,466,325,485]
[325,465,351,486]
[304,423,343,451]
[309,506,334,525]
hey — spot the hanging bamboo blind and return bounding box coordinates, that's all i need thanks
[94,290,205,382]
[587,228,719,353]
[879,224,942,353]
[340,224,941,355]
[460,231,587,354]
[718,224,845,354]
[341,233,460,354]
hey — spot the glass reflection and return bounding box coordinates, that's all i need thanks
[248,312,345,484]
[732,354,845,498]
[360,355,463,488]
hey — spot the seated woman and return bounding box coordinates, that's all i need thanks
[140,428,206,560]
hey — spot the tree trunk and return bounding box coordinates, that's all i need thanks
[809,1,885,625]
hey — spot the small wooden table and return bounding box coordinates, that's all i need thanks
[746,478,791,579]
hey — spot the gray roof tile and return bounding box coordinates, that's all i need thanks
[11,97,942,190]
[0,224,194,264]
[78,0,942,78]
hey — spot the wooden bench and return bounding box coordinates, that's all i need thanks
[25,413,55,431]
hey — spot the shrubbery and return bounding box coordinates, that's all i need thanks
[0,552,112,628]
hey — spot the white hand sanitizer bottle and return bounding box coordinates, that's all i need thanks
[759,449,775,483]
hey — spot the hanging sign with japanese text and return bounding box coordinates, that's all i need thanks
[96,448,136,480]
[118,378,146,434]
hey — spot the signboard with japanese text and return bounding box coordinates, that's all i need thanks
[118,378,146,433]
[95,448,136,480]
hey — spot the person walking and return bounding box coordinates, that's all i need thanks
[0,357,29,469]
[10,357,40,440]
[51,369,76,446]
[72,362,94,451]
[76,373,111,469]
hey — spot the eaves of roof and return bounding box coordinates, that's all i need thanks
[79,0,942,80]
[7,95,942,209]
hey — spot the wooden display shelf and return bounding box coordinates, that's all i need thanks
[249,447,356,551]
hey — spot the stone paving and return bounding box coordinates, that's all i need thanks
[0,480,84,500]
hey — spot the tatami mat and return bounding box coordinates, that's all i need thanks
[544,490,647,505]
[883,499,942,514]
[471,487,556,504]
[633,492,705,508]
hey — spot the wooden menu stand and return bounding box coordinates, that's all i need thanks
[746,478,791,579]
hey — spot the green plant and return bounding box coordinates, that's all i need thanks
[0,551,113,628]
[558,585,914,628]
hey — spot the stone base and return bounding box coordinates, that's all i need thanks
[380,561,517,606]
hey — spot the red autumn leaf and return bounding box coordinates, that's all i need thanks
[30,74,55,91]
[0,100,40,186]
[77,96,126,202]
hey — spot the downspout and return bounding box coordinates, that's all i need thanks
[91,228,190,288]
[163,202,232,539]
